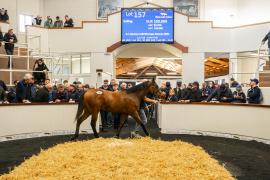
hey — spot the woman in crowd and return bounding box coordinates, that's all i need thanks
[167,89,178,102]
[206,81,216,96]
[232,85,247,103]
[181,83,192,101]
[201,82,209,100]
[44,16,54,28]
[33,58,49,85]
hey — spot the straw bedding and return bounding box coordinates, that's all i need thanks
[0,138,234,180]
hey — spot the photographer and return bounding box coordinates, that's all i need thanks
[33,58,49,85]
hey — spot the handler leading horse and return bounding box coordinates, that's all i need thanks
[71,78,160,140]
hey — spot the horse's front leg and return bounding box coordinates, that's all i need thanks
[115,114,128,138]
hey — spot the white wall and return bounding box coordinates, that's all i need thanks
[237,0,270,25]
[203,0,238,27]
[0,104,99,140]
[158,103,270,144]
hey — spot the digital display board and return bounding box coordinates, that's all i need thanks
[121,8,174,43]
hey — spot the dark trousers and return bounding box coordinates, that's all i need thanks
[5,48,14,68]
[113,113,120,129]
[100,110,109,129]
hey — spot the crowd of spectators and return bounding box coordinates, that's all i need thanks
[0,70,91,104]
[0,8,9,23]
[32,15,74,28]
[159,77,263,104]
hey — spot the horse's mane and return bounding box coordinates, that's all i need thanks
[126,81,149,94]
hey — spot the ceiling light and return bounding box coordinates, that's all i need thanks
[127,72,137,75]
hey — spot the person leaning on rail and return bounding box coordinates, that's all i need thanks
[232,85,247,103]
[247,79,263,104]
[204,83,233,103]
[0,84,9,104]
[16,74,36,103]
[180,81,202,103]
[262,30,270,60]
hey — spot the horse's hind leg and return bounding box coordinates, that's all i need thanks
[115,114,128,138]
[131,111,149,136]
[71,110,91,141]
[90,111,99,138]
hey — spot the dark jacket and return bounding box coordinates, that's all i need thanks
[173,87,182,100]
[0,31,3,47]
[54,20,63,28]
[33,18,42,25]
[190,89,203,102]
[0,13,9,22]
[206,86,216,96]
[64,19,74,27]
[51,90,68,102]
[33,64,49,84]
[68,90,80,102]
[247,86,262,104]
[206,88,233,102]
[167,95,178,102]
[231,81,239,88]
[232,91,247,103]
[0,80,7,91]
[0,86,7,102]
[182,88,192,100]
[262,32,270,48]
[6,87,17,103]
[34,86,50,102]
[201,88,209,100]
[4,33,18,50]
[16,80,36,102]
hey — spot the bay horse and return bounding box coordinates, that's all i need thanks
[71,78,160,140]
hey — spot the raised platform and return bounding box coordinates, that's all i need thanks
[157,102,270,144]
[0,103,99,142]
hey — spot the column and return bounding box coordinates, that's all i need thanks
[182,52,204,85]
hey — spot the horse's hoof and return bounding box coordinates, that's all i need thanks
[113,135,120,139]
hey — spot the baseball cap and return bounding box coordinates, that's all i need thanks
[250,78,259,84]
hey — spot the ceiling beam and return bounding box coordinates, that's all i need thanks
[134,65,152,79]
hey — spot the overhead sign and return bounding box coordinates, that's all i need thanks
[121,8,174,43]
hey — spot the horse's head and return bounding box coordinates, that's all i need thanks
[147,78,161,97]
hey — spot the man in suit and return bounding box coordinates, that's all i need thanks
[174,81,182,101]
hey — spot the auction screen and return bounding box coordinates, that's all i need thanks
[121,8,174,43]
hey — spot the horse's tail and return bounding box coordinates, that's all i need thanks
[75,92,85,122]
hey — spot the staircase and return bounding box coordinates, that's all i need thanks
[0,47,36,85]
[259,60,270,87]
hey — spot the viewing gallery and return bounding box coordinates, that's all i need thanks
[0,0,270,179]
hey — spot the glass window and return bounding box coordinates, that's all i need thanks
[19,14,32,32]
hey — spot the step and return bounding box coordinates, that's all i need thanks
[0,56,36,70]
[0,71,27,85]
[263,65,270,71]
[259,76,270,82]
[0,47,28,56]
[260,81,270,87]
